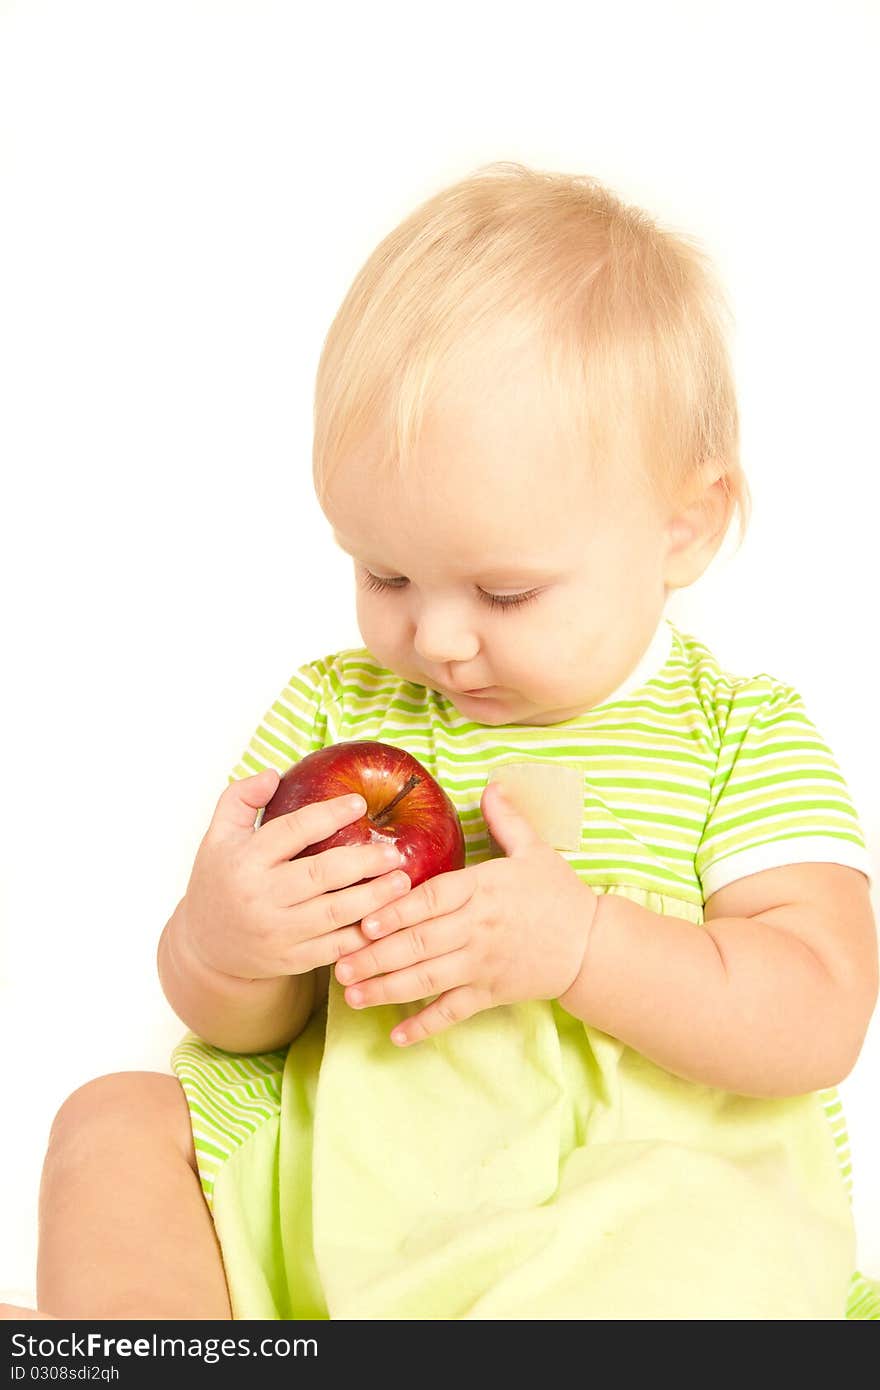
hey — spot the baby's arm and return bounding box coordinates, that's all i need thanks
[559,861,878,1097]
[158,894,318,1053]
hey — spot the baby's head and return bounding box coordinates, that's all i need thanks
[312,163,750,727]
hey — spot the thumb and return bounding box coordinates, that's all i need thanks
[213,767,282,837]
[481,779,543,857]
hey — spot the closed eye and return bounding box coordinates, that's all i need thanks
[359,571,541,612]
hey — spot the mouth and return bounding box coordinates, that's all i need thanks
[427,676,501,698]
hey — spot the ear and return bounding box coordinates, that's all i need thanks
[662,462,731,592]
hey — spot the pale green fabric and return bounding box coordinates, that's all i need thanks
[170,621,879,1318]
[172,884,877,1319]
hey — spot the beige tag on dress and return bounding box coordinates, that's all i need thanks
[485,762,584,853]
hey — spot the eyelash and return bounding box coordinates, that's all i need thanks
[359,571,541,612]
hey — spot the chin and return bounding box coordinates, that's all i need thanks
[447,694,520,725]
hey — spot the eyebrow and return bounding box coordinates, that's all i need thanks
[332,534,561,583]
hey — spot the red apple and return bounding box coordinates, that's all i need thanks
[260,740,466,888]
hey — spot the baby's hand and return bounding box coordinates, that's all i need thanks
[333,781,598,1045]
[181,769,412,983]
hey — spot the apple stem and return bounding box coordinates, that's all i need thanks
[373,773,421,825]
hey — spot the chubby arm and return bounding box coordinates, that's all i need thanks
[157,895,320,1054]
[558,863,878,1097]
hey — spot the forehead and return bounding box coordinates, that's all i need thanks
[324,341,602,574]
[325,454,589,579]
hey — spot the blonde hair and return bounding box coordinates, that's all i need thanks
[312,161,751,548]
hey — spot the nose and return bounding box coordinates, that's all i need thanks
[412,598,480,666]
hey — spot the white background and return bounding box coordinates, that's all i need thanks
[1,0,878,1305]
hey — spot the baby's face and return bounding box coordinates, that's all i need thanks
[323,339,675,727]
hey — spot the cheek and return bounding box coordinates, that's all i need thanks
[511,609,587,687]
[356,593,405,657]
[355,592,381,642]
[492,619,553,683]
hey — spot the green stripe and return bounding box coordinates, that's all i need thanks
[704,800,862,838]
[701,831,866,872]
[707,767,849,794]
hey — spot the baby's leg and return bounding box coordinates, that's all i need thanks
[35,1071,232,1319]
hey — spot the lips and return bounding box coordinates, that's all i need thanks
[431,678,499,697]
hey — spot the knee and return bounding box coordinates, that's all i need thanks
[46,1071,195,1169]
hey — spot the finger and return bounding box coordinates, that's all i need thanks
[209,768,283,841]
[255,792,367,867]
[269,870,413,975]
[275,915,397,978]
[480,779,547,856]
[277,838,406,903]
[336,908,471,986]
[360,866,472,939]
[389,984,484,1047]
[290,865,412,940]
[342,943,472,1011]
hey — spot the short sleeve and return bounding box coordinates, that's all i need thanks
[695,680,873,898]
[227,656,342,785]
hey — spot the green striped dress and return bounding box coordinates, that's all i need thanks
[171,617,879,1319]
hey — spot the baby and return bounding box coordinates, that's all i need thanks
[10,162,880,1321]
